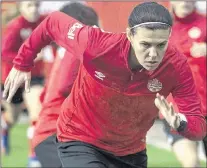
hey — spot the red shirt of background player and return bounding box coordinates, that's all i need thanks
[1,15,47,83]
[169,11,206,116]
[33,48,80,148]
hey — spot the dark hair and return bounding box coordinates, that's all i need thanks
[128,2,173,35]
[60,2,99,26]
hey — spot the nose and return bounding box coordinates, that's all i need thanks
[30,6,38,13]
[149,47,157,59]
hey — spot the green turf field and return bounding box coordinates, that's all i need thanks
[1,124,206,167]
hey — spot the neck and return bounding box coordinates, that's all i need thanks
[128,46,143,71]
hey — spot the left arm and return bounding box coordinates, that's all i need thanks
[155,56,206,141]
[171,59,206,140]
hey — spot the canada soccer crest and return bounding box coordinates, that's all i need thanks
[147,78,162,92]
[20,28,32,40]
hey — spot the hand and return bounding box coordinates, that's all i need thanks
[190,42,206,58]
[3,67,31,103]
[154,93,181,129]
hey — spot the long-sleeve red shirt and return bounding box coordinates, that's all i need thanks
[1,15,46,83]
[13,12,206,156]
[170,11,206,116]
[33,47,80,148]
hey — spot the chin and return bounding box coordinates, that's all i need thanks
[28,18,37,23]
[29,16,40,23]
[144,66,158,71]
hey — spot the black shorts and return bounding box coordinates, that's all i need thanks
[1,84,24,104]
[35,134,62,168]
[57,140,147,168]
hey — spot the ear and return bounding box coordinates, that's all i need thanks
[126,27,132,42]
[98,20,102,28]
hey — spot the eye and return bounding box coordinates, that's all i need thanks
[157,43,166,49]
[141,43,150,48]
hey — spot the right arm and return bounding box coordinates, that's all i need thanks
[3,11,90,102]
[13,11,89,72]
[171,58,206,140]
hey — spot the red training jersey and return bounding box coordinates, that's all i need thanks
[13,12,206,156]
[1,15,46,83]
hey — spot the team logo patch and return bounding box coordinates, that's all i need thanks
[147,78,162,92]
[67,22,83,40]
[188,27,201,39]
[20,28,32,40]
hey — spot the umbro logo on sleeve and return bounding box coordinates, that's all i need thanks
[94,71,105,81]
[67,23,83,40]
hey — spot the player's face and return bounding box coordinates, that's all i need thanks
[171,1,195,18]
[19,1,40,23]
[127,27,170,71]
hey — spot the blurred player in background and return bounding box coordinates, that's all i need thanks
[3,2,206,167]
[163,1,206,167]
[1,2,19,27]
[33,3,99,167]
[38,1,73,84]
[195,1,206,15]
[39,1,84,15]
[1,1,46,166]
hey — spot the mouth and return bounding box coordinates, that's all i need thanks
[144,61,160,69]
[145,61,158,65]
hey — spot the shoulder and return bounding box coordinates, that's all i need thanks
[164,43,187,69]
[161,44,191,85]
[6,16,23,30]
[46,11,69,20]
[90,26,125,39]
[88,26,127,52]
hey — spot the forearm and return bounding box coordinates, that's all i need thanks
[178,114,206,140]
[13,11,87,72]
[1,51,18,63]
[59,85,73,98]
[172,57,206,140]
[13,20,52,71]
[13,12,67,71]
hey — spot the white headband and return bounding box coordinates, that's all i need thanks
[130,22,171,30]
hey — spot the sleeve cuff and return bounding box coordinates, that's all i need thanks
[176,113,188,133]
[14,65,32,72]
[177,113,188,122]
